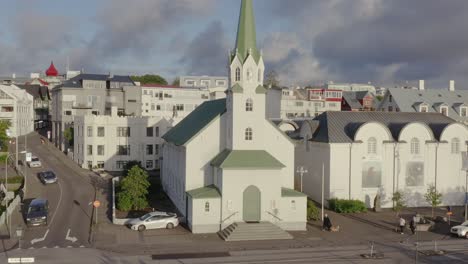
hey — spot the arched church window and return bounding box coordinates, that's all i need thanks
[246,99,253,112]
[245,128,253,141]
[235,67,241,82]
[205,202,210,212]
[451,138,460,154]
[367,137,377,154]
[410,138,420,155]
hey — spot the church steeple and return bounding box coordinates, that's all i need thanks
[234,0,260,63]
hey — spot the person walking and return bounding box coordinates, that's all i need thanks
[323,214,332,231]
[409,217,416,235]
[399,216,406,234]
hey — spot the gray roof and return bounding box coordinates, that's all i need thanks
[312,111,455,143]
[61,74,135,88]
[17,85,50,100]
[342,91,362,109]
[383,88,468,122]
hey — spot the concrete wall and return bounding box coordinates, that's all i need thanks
[189,197,221,234]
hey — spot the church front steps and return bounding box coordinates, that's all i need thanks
[218,222,293,241]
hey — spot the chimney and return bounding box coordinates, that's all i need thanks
[449,80,455,91]
[419,80,425,91]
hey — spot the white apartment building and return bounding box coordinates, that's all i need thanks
[325,82,377,94]
[140,85,211,118]
[74,107,180,171]
[0,85,34,137]
[179,76,229,99]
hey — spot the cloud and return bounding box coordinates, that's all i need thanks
[179,20,230,76]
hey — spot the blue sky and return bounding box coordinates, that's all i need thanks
[2,0,468,88]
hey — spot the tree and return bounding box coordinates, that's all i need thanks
[424,184,443,218]
[0,120,10,152]
[392,191,405,216]
[117,166,150,211]
[131,75,168,85]
[123,160,143,177]
[172,77,180,87]
[63,127,74,147]
[264,70,280,88]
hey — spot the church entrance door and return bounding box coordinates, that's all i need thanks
[243,185,261,222]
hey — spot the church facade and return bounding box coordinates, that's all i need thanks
[162,0,306,234]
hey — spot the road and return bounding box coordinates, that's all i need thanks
[17,133,95,249]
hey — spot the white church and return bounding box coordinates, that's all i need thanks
[162,0,306,234]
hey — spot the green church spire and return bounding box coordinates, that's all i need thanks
[234,0,260,63]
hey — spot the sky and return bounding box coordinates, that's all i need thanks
[1,0,468,89]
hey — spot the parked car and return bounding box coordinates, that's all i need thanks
[38,171,57,184]
[126,211,179,231]
[26,198,49,226]
[451,221,468,238]
[28,156,42,168]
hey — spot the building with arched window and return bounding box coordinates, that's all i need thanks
[296,111,468,208]
[162,0,306,235]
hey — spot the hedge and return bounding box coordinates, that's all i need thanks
[307,200,320,221]
[0,176,24,184]
[328,198,367,213]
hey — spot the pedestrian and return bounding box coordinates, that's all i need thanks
[409,218,416,235]
[323,214,332,231]
[399,216,406,234]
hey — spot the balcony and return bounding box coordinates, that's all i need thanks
[72,102,93,109]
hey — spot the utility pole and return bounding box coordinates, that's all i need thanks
[296,166,308,193]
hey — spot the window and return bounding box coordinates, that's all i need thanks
[87,126,93,137]
[97,161,104,169]
[461,107,468,117]
[117,127,130,137]
[146,145,153,155]
[87,161,93,170]
[143,90,148,95]
[146,127,153,137]
[389,95,393,102]
[440,107,448,116]
[245,128,253,141]
[235,67,241,82]
[97,127,105,137]
[64,111,72,116]
[87,145,93,155]
[146,160,153,169]
[97,145,104,156]
[246,99,253,111]
[155,144,159,155]
[116,161,128,170]
[155,127,160,137]
[247,68,253,81]
[205,202,210,212]
[410,138,420,155]
[91,111,99,116]
[216,80,225,86]
[367,137,377,154]
[451,138,460,154]
[388,106,393,112]
[175,104,184,111]
[291,200,296,210]
[156,105,161,111]
[420,106,428,112]
[1,106,13,112]
[117,145,130,156]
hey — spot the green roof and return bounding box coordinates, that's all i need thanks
[255,85,267,94]
[281,187,307,197]
[163,99,226,146]
[233,0,260,63]
[210,149,285,169]
[232,83,244,93]
[187,185,221,199]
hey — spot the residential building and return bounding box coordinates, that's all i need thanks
[341,91,378,111]
[180,76,229,99]
[0,84,34,137]
[73,107,177,171]
[266,88,342,119]
[50,74,137,151]
[17,85,51,130]
[162,0,306,234]
[377,81,468,124]
[140,85,210,118]
[325,82,376,94]
[295,111,468,208]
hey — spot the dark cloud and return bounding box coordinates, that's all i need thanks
[179,20,230,76]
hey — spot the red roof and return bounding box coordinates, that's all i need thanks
[38,79,49,86]
[46,61,58,76]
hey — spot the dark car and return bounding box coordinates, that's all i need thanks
[26,198,48,226]
[38,171,57,184]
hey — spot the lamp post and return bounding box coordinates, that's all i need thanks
[4,153,14,238]
[296,166,308,193]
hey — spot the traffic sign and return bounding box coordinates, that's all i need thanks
[25,152,32,162]
[93,200,101,208]
[446,211,453,216]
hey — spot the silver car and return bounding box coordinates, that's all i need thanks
[127,211,179,231]
[28,156,42,168]
[38,171,57,184]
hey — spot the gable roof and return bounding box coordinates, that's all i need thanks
[342,91,362,109]
[281,187,306,197]
[163,99,226,146]
[210,149,285,169]
[312,111,455,143]
[384,88,468,122]
[186,185,221,199]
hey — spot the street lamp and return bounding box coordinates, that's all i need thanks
[296,166,308,193]
[4,153,15,238]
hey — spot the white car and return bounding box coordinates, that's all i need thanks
[126,211,179,231]
[451,221,468,238]
[28,156,42,168]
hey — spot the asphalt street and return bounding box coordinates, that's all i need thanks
[17,133,95,249]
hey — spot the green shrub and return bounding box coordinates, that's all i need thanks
[0,176,23,184]
[328,198,367,213]
[116,166,150,211]
[307,200,320,221]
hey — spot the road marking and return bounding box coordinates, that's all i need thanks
[65,228,77,243]
[48,180,63,227]
[54,246,59,248]
[30,229,49,245]
[80,245,85,248]
[8,257,35,263]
